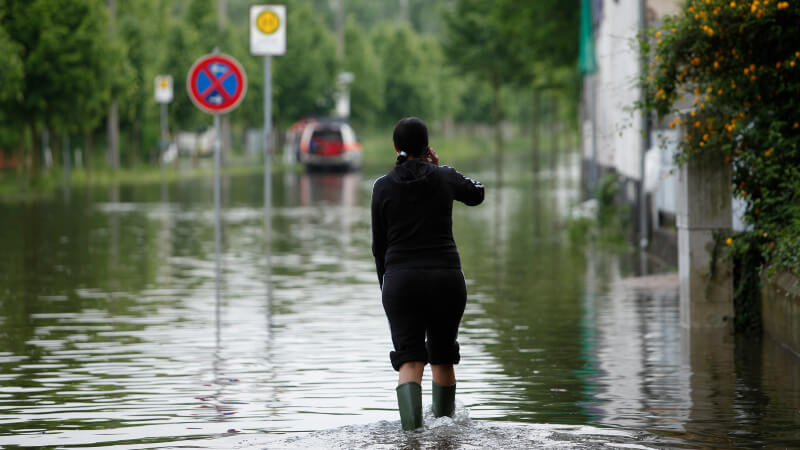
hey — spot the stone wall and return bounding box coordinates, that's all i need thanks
[762,271,800,356]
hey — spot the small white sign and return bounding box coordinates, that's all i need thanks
[250,5,286,56]
[154,75,173,103]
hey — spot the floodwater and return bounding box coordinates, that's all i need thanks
[1,151,799,449]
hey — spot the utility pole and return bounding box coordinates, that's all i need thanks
[107,0,119,170]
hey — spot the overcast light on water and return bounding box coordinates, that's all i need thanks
[1,153,799,448]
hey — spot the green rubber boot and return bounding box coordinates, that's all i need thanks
[396,381,422,430]
[432,382,456,418]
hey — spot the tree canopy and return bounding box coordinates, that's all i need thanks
[0,0,580,167]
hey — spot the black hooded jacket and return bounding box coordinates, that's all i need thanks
[371,159,484,288]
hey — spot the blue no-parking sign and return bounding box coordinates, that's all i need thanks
[186,54,247,114]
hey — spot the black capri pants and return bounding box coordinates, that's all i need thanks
[381,268,467,371]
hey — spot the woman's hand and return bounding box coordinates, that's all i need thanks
[426,147,439,166]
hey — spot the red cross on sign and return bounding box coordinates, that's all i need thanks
[187,53,247,114]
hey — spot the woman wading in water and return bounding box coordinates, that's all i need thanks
[371,117,484,430]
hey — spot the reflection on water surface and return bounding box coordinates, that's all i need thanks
[0,155,798,448]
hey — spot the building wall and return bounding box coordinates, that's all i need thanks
[762,271,800,356]
[585,1,643,180]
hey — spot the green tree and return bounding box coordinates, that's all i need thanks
[116,0,167,163]
[272,4,338,126]
[343,17,384,127]
[371,23,439,122]
[161,18,202,131]
[442,0,521,153]
[0,19,23,104]
[0,12,25,151]
[0,0,116,170]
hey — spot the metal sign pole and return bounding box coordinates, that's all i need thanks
[160,103,168,164]
[214,113,222,312]
[160,102,168,202]
[263,54,273,340]
[264,55,272,244]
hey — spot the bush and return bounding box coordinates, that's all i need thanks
[638,0,800,292]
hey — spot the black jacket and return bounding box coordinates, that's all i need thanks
[371,159,484,288]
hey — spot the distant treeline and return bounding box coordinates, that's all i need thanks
[0,0,577,169]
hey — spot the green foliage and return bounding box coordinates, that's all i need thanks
[343,18,385,127]
[371,23,441,122]
[725,232,764,334]
[0,19,23,104]
[1,0,115,136]
[638,0,800,277]
[567,173,629,248]
[0,0,581,173]
[443,0,519,87]
[0,13,24,149]
[273,4,338,126]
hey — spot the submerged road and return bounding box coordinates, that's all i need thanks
[0,152,798,448]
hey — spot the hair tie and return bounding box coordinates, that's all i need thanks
[396,150,408,165]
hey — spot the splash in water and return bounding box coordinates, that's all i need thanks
[237,402,652,449]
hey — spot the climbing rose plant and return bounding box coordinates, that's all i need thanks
[639,0,800,278]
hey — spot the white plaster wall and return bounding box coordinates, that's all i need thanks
[594,1,643,180]
[648,0,682,18]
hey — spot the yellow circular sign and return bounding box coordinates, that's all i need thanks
[256,10,280,35]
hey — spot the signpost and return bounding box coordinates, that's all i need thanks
[250,4,286,258]
[154,75,173,165]
[186,52,247,308]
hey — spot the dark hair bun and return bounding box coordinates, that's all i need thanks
[393,117,428,162]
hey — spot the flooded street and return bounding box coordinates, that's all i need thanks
[1,153,799,448]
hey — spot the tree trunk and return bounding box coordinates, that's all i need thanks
[84,130,94,170]
[18,125,29,174]
[550,92,558,170]
[107,0,119,170]
[492,76,503,158]
[531,89,540,173]
[108,101,119,169]
[62,133,71,182]
[29,122,40,174]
